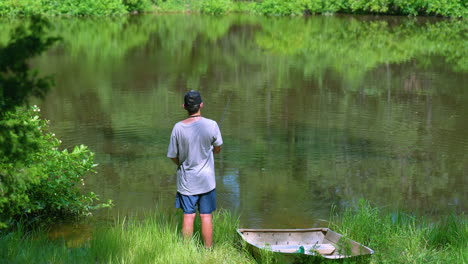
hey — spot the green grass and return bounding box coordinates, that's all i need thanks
[330,200,467,264]
[0,203,466,264]
[0,209,254,264]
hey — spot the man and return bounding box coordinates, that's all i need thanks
[167,90,223,248]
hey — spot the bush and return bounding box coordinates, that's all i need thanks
[0,17,111,229]
[123,0,153,12]
[255,0,305,16]
[0,0,45,16]
[59,0,128,16]
[0,0,466,17]
[253,0,467,17]
[152,0,192,12]
[424,0,467,17]
[0,0,128,16]
[0,108,111,229]
[305,0,347,13]
[199,0,232,15]
[0,107,109,227]
[348,0,390,13]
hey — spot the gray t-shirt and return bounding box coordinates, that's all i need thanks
[167,117,223,195]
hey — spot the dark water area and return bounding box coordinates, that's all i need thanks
[2,14,466,228]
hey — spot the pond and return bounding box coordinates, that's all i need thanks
[4,14,466,228]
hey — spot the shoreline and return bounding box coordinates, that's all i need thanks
[1,202,466,263]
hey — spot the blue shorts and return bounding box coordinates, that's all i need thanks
[175,189,216,214]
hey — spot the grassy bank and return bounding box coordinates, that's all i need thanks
[0,0,466,17]
[1,209,254,264]
[1,202,466,263]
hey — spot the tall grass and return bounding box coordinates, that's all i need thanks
[330,200,467,264]
[0,203,466,263]
[0,209,255,264]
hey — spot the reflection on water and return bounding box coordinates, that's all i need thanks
[3,14,466,228]
[48,222,93,248]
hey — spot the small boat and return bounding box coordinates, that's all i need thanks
[237,228,374,263]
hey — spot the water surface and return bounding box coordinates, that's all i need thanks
[3,14,466,228]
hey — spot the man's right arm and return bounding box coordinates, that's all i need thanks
[212,122,223,155]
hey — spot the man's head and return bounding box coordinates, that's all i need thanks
[184,90,203,115]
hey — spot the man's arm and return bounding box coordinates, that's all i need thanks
[213,146,222,154]
[170,157,179,165]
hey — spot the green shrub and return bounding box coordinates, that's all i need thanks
[199,0,232,15]
[61,0,128,16]
[153,0,196,12]
[254,0,467,17]
[0,0,43,16]
[255,0,305,16]
[0,0,128,16]
[349,0,390,13]
[392,0,426,16]
[123,0,153,12]
[305,0,347,13]
[231,1,256,13]
[0,17,111,229]
[424,0,467,17]
[0,107,111,229]
[0,0,466,17]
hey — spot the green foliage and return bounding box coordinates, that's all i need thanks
[0,17,111,229]
[304,0,348,13]
[209,0,468,17]
[0,0,128,16]
[0,0,466,17]
[231,1,257,13]
[0,107,111,228]
[255,0,305,16]
[424,0,467,17]
[57,0,128,16]
[348,0,391,13]
[252,0,468,17]
[123,0,153,12]
[199,0,232,15]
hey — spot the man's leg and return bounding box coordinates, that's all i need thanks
[182,213,196,239]
[200,213,213,248]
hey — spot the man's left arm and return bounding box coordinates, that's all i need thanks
[167,127,180,165]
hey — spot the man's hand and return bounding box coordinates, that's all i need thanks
[170,157,179,165]
[213,146,222,154]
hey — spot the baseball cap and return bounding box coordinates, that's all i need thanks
[184,90,202,106]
